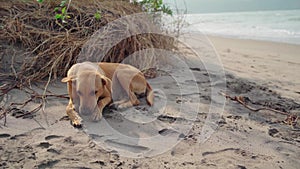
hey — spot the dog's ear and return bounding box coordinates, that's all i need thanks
[101,77,107,86]
[95,73,107,86]
[100,76,112,92]
[61,75,76,83]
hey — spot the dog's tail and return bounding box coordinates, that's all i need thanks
[146,82,154,106]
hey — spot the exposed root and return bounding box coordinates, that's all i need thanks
[220,92,299,128]
[0,0,174,88]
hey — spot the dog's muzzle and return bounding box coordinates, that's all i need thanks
[79,106,95,115]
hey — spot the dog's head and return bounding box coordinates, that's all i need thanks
[62,71,108,116]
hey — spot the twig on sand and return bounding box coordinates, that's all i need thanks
[0,88,69,126]
[219,91,299,128]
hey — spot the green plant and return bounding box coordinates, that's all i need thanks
[37,0,102,23]
[37,0,70,23]
[37,0,172,24]
[53,0,70,23]
[139,0,173,15]
[94,10,102,20]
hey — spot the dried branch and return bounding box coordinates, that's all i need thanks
[219,92,298,128]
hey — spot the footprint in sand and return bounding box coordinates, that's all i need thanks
[0,133,11,138]
[45,135,64,141]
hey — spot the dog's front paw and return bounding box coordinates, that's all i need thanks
[116,103,130,110]
[109,100,134,110]
[117,101,136,110]
[71,117,82,128]
[109,103,125,110]
[109,102,118,110]
[92,108,103,121]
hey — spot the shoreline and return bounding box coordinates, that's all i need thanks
[208,33,300,46]
[183,9,300,46]
[185,9,300,15]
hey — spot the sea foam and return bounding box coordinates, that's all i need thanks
[181,9,300,44]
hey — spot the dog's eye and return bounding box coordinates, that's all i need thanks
[90,91,97,96]
[77,91,82,96]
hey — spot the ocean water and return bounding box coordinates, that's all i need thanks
[182,9,300,45]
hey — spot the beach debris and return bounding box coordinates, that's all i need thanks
[142,68,157,79]
[219,92,299,128]
[268,128,279,137]
[0,86,69,126]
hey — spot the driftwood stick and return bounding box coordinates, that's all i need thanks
[0,91,69,124]
[219,91,298,127]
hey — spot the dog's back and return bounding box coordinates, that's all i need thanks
[68,62,105,77]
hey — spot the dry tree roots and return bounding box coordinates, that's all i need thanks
[220,92,299,128]
[0,0,174,85]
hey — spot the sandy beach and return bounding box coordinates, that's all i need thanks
[208,35,300,103]
[1,35,300,169]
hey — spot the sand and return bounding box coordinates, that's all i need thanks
[208,35,300,103]
[1,35,300,169]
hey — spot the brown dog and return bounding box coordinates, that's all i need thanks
[62,61,154,127]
